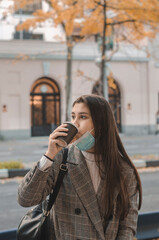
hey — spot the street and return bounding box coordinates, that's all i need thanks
[0,134,159,231]
[0,135,159,168]
[0,169,159,231]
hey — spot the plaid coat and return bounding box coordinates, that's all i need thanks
[18,144,139,240]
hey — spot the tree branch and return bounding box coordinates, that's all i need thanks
[107,19,136,26]
[94,1,105,7]
[107,4,159,12]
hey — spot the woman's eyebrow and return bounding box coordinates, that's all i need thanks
[71,112,89,115]
[79,112,89,115]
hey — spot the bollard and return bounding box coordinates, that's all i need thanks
[136,211,159,240]
[0,228,16,240]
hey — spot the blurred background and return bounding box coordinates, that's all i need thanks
[0,0,159,239]
[0,0,159,139]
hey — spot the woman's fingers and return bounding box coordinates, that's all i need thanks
[50,131,68,139]
[55,139,67,147]
[46,124,69,157]
[49,138,65,147]
[55,124,68,131]
[54,128,68,133]
[51,124,68,134]
[49,124,68,139]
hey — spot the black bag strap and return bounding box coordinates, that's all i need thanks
[47,148,68,212]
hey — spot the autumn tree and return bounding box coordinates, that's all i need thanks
[81,0,159,98]
[11,0,159,102]
[12,0,86,121]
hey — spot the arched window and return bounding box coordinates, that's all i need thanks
[30,77,60,136]
[92,77,122,132]
[108,77,121,132]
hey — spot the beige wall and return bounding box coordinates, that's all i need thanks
[0,57,100,138]
[111,62,149,125]
[0,41,159,138]
[148,61,159,125]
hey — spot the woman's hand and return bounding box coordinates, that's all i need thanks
[45,124,68,159]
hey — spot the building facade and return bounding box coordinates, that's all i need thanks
[0,40,159,139]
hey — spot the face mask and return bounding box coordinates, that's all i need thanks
[74,130,95,151]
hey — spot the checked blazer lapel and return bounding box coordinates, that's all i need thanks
[67,145,105,240]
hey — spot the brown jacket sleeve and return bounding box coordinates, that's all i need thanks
[17,150,63,207]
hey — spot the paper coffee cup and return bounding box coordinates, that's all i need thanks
[56,122,78,147]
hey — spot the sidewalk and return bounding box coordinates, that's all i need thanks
[0,134,159,178]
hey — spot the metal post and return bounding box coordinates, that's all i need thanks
[66,36,73,121]
[103,62,108,100]
[19,8,23,40]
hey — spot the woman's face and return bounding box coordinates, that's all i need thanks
[71,102,94,139]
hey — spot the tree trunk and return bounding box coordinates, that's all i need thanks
[65,35,73,121]
[100,0,108,100]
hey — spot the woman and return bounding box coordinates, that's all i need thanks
[18,94,142,240]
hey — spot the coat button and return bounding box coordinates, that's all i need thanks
[75,208,81,215]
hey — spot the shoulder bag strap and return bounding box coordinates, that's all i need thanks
[47,148,68,212]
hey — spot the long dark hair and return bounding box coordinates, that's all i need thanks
[73,94,142,220]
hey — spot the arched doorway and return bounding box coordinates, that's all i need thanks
[108,77,121,132]
[30,77,60,136]
[92,78,122,132]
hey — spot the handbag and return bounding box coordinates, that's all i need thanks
[17,148,68,240]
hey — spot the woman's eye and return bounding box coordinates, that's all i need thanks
[71,115,75,119]
[81,115,87,119]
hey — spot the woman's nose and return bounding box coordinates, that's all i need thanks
[72,118,79,128]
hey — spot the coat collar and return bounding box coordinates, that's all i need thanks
[67,145,105,240]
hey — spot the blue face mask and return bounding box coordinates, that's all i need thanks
[74,130,95,151]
